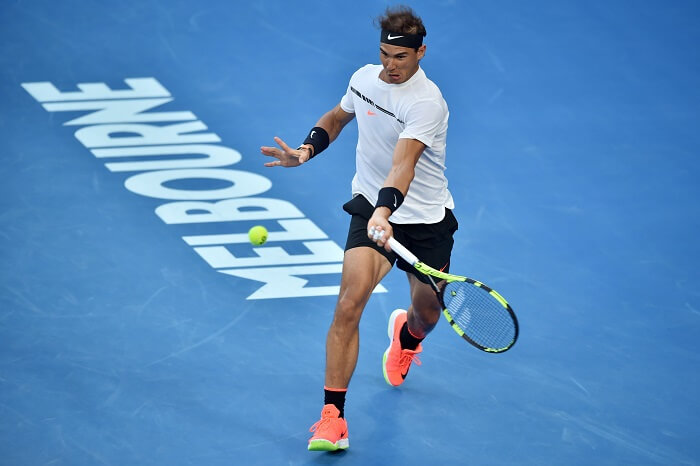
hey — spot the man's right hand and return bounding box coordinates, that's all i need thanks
[367,207,393,252]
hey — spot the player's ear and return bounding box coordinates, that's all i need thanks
[416,44,426,60]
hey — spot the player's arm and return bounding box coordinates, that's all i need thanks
[261,103,355,167]
[302,104,355,157]
[368,138,426,248]
[383,137,425,195]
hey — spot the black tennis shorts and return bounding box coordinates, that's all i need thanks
[342,194,459,284]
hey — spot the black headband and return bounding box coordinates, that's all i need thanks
[380,29,424,49]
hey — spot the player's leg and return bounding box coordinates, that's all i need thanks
[309,195,395,452]
[325,246,392,389]
[383,208,458,387]
[405,273,442,338]
[308,246,391,452]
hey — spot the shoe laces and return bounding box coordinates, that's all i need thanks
[399,349,422,371]
[309,407,339,433]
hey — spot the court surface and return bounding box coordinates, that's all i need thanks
[1,1,699,464]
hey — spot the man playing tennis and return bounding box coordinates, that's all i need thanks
[261,5,457,451]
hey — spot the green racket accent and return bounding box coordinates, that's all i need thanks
[413,261,466,282]
[444,310,465,336]
[488,289,509,308]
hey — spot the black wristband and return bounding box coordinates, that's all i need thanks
[303,126,330,158]
[375,187,404,213]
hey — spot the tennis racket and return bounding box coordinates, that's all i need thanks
[387,236,518,353]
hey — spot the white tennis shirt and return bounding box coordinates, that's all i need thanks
[340,64,454,224]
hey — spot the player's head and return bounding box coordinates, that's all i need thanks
[375,5,427,84]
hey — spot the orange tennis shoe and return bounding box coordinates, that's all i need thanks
[308,404,349,451]
[382,309,422,387]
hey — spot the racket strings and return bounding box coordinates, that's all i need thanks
[444,281,516,350]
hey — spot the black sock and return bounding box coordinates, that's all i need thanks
[399,322,424,350]
[324,387,346,418]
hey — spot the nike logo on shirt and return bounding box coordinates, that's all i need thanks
[367,110,376,116]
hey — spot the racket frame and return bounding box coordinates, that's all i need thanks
[387,236,518,353]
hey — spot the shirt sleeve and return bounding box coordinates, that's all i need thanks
[398,99,446,148]
[340,68,363,114]
[340,84,355,113]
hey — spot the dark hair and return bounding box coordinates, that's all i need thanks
[375,5,427,37]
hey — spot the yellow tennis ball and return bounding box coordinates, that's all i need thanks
[248,225,268,245]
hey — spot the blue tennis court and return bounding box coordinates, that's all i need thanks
[1,1,699,464]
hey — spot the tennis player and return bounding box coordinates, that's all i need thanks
[261,5,458,451]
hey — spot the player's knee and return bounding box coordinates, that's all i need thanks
[333,295,365,328]
[413,284,441,309]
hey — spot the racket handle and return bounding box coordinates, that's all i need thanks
[387,236,419,266]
